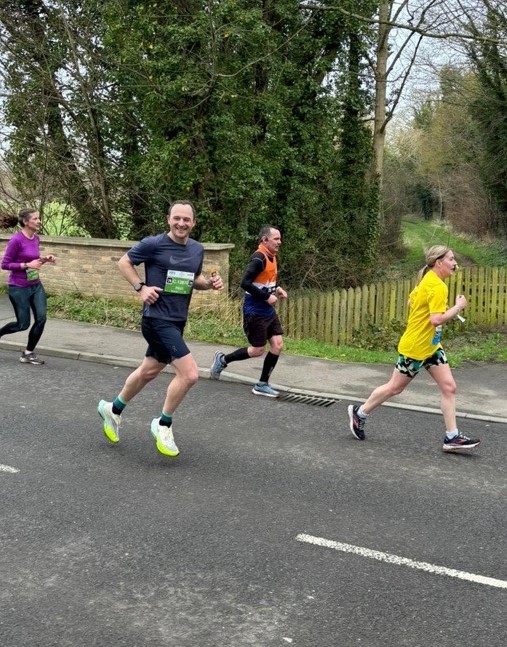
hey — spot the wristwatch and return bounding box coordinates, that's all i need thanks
[133,282,145,292]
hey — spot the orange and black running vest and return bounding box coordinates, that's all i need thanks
[243,243,277,317]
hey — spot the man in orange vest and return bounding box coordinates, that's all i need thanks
[210,225,287,397]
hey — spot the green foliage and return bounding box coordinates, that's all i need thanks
[44,290,507,367]
[446,329,507,364]
[1,1,118,237]
[412,100,437,131]
[0,0,379,289]
[376,217,507,281]
[351,317,405,351]
[185,312,246,348]
[385,48,507,243]
[41,202,90,238]
[47,293,142,329]
[467,8,507,231]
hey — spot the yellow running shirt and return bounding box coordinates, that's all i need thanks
[398,270,448,360]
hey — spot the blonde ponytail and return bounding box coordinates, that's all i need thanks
[416,245,450,282]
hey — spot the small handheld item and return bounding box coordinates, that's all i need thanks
[431,325,442,345]
[456,314,466,323]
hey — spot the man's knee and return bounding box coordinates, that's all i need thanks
[250,346,265,358]
[178,366,199,388]
[187,370,199,387]
[270,339,283,354]
[139,364,163,382]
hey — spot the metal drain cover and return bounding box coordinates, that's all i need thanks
[279,393,336,407]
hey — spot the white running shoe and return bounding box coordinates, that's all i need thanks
[97,400,121,443]
[150,418,180,457]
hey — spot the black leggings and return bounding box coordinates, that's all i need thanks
[0,283,47,351]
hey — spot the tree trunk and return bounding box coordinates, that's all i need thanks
[372,0,391,186]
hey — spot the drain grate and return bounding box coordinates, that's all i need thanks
[279,393,337,407]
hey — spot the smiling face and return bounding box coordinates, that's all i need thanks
[167,202,196,244]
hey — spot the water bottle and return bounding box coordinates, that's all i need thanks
[431,325,442,345]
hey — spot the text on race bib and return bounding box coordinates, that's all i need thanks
[164,270,195,294]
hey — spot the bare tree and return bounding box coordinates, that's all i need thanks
[302,1,507,185]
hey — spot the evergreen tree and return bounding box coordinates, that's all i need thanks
[1,0,377,287]
[467,6,507,234]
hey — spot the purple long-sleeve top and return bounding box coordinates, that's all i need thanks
[1,231,41,287]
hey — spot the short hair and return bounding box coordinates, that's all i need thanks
[258,224,278,243]
[18,208,37,227]
[168,200,196,220]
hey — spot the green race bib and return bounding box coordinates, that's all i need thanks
[164,270,194,294]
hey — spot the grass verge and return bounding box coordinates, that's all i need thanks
[3,216,506,367]
[392,217,507,276]
[43,292,507,368]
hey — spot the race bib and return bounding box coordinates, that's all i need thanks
[26,268,39,281]
[164,270,194,294]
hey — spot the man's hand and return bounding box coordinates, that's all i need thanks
[209,274,224,290]
[140,285,163,305]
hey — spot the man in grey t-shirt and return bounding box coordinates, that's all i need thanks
[97,200,223,457]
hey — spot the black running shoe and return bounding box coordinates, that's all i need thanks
[443,432,480,452]
[348,404,366,440]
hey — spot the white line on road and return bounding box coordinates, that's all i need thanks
[0,464,19,473]
[296,533,507,590]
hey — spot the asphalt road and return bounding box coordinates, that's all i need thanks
[1,351,505,647]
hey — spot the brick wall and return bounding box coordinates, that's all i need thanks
[0,234,234,310]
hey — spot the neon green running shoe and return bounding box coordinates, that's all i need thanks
[98,400,121,443]
[150,418,179,457]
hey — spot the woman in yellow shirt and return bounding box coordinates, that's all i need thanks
[347,245,480,453]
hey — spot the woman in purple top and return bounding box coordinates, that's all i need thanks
[0,209,55,364]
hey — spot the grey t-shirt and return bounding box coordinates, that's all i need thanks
[127,233,204,321]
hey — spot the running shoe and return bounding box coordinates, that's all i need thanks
[150,418,180,457]
[252,382,279,398]
[210,351,227,380]
[20,352,45,365]
[443,432,480,452]
[97,400,121,443]
[348,404,366,440]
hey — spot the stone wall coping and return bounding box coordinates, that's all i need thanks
[0,233,234,251]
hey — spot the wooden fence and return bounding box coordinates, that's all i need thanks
[274,266,507,345]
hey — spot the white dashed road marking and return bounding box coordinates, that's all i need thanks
[0,464,19,473]
[296,533,507,590]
